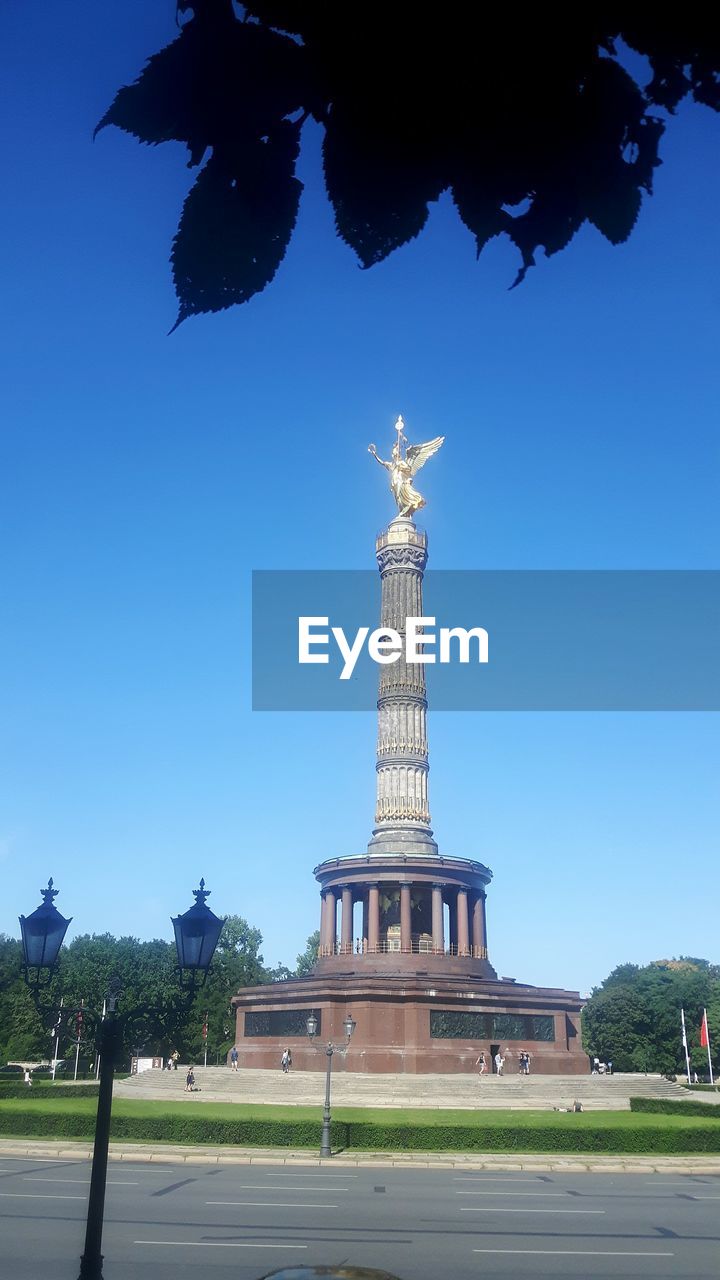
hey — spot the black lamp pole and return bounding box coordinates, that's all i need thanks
[306,1011,356,1158]
[78,984,121,1279]
[19,879,225,1280]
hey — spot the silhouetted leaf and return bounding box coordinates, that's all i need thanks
[170,120,302,327]
[97,12,310,165]
[324,98,445,267]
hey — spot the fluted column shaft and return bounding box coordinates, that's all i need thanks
[368,885,380,952]
[341,886,353,951]
[472,892,487,957]
[400,883,412,953]
[431,884,444,953]
[322,889,336,953]
[369,520,437,855]
[456,888,470,956]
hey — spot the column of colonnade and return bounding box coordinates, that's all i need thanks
[318,881,488,958]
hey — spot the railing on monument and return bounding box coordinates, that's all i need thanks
[317,940,488,959]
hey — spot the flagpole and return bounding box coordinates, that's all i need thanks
[702,1008,714,1086]
[51,996,64,1082]
[681,1007,691,1084]
[74,999,84,1082]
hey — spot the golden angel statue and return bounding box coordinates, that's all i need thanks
[368,416,445,517]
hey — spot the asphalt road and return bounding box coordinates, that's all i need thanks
[0,1157,718,1280]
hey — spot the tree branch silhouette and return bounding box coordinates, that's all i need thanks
[97,4,720,325]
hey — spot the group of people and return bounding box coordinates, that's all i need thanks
[591,1057,613,1074]
[281,1047,293,1073]
[475,1049,531,1076]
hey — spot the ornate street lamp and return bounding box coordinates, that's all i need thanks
[19,879,71,985]
[306,1009,356,1158]
[172,878,226,989]
[18,878,224,1280]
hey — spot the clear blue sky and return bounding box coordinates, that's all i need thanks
[1,5,718,996]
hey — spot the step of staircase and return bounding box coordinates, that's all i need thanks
[114,1068,706,1111]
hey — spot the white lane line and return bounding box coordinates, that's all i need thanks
[473,1248,674,1257]
[0,1192,86,1200]
[207,1200,338,1209]
[0,1157,71,1163]
[453,1182,566,1192]
[454,1176,542,1182]
[135,1241,307,1250]
[265,1171,359,1178]
[236,1184,350,1192]
[461,1207,605,1215]
[23,1177,138,1185]
[640,1177,707,1187]
[690,1195,720,1200]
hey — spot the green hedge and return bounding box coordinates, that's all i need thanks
[631,1096,720,1120]
[2,1106,720,1153]
[0,1084,99,1100]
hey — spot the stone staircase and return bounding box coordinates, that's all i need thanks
[114,1067,704,1111]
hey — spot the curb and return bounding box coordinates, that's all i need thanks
[1,1138,720,1174]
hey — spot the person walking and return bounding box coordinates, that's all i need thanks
[23,1068,32,1088]
[475,1051,486,1076]
[281,1048,289,1073]
[230,1046,239,1072]
[185,1066,195,1092]
[494,1051,504,1076]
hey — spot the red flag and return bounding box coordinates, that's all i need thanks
[700,1010,709,1048]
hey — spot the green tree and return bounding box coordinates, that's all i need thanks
[0,914,269,1070]
[97,5,720,324]
[0,936,47,1062]
[184,914,265,1062]
[265,963,294,982]
[582,958,720,1075]
[295,930,320,978]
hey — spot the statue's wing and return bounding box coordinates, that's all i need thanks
[406,435,445,476]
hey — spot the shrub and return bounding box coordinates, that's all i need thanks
[630,1097,720,1120]
[2,1103,720,1154]
[0,1084,100,1100]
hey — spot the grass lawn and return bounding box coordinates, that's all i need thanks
[0,1096,715,1131]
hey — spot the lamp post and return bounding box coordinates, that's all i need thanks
[306,1010,356,1158]
[19,878,224,1280]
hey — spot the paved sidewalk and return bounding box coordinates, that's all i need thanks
[1,1136,719,1174]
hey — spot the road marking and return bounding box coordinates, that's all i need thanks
[454,1176,542,1182]
[22,1177,137,1187]
[461,1207,605,1215]
[207,1200,338,1209]
[237,1184,350,1192]
[473,1248,674,1257]
[264,1172,359,1179]
[134,1241,307,1250]
[453,1182,566,1192]
[0,1157,70,1163]
[0,1192,85,1200]
[689,1195,720,1200]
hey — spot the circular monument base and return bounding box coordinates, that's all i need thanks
[231,972,588,1075]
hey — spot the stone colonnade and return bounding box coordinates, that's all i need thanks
[318,880,488,959]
